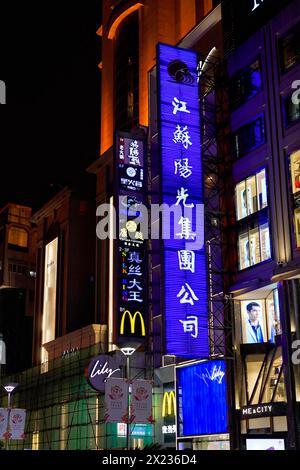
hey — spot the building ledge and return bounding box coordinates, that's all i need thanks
[43,324,108,361]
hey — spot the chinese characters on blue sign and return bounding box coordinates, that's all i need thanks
[157,43,209,358]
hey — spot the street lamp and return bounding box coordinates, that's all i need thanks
[2,382,19,450]
[118,342,141,451]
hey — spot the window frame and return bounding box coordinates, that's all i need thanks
[7,225,29,251]
[282,92,300,128]
[278,20,300,75]
[235,168,268,222]
[232,114,266,160]
[229,56,263,111]
[235,167,272,271]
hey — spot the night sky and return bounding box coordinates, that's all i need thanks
[0,1,102,210]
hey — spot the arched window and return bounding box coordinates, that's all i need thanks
[114,12,139,131]
[8,226,28,249]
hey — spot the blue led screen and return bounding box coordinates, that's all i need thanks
[157,43,209,358]
[176,360,228,437]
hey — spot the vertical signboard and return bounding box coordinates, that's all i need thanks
[157,43,208,358]
[115,132,148,344]
[131,380,153,424]
[9,409,26,439]
[0,408,9,439]
[104,378,129,424]
[41,237,58,364]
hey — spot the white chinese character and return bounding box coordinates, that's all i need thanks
[128,279,143,291]
[174,159,193,179]
[179,316,198,338]
[128,265,142,276]
[176,217,196,240]
[162,426,167,435]
[172,97,191,115]
[128,252,142,264]
[173,125,192,149]
[178,250,195,273]
[128,291,143,303]
[177,284,199,306]
[128,140,141,166]
[119,144,125,160]
[171,425,176,433]
[167,425,173,434]
[175,188,194,208]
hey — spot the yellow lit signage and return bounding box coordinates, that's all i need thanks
[162,391,176,418]
[120,310,146,337]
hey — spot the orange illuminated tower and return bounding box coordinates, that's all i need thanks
[99,0,215,157]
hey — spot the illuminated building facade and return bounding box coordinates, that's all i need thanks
[30,187,96,366]
[222,0,300,450]
[89,0,223,451]
[3,0,300,452]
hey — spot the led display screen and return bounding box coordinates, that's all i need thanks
[176,360,228,437]
[157,43,208,358]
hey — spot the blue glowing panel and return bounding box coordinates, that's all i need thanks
[157,43,208,358]
[176,360,228,437]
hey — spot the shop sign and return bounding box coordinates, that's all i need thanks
[87,355,121,392]
[241,402,287,419]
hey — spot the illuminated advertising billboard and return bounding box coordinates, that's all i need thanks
[176,360,228,437]
[41,237,58,363]
[115,131,147,343]
[157,43,208,358]
[246,439,285,450]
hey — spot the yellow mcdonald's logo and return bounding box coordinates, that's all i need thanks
[120,310,146,337]
[162,391,176,418]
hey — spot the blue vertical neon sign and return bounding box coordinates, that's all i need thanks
[157,43,209,358]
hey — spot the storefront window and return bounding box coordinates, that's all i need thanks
[238,222,271,270]
[239,230,250,270]
[240,289,281,345]
[294,208,300,247]
[290,150,300,194]
[236,169,270,270]
[235,169,267,221]
[249,226,261,266]
[260,222,271,261]
[258,350,286,403]
[289,150,300,248]
[256,170,268,210]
